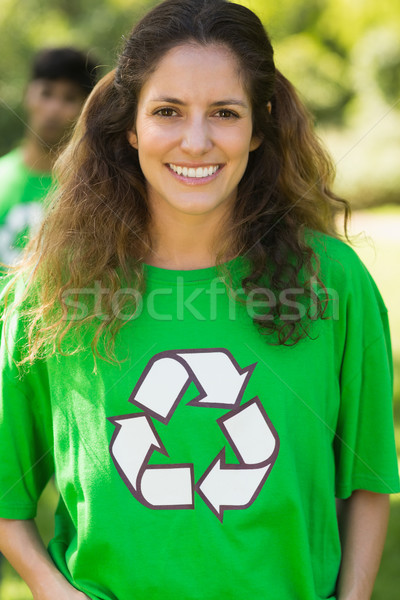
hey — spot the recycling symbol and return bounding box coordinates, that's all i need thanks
[108,348,279,522]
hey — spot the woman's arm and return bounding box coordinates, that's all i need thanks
[0,518,89,600]
[336,490,390,600]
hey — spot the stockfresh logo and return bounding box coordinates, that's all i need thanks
[108,348,280,522]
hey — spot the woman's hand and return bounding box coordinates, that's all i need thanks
[0,519,91,600]
[336,490,390,600]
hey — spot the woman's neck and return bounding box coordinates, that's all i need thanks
[145,208,232,270]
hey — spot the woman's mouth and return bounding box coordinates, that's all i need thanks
[166,163,222,183]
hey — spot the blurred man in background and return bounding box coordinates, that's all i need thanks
[0,48,97,579]
[0,47,99,584]
[0,47,99,266]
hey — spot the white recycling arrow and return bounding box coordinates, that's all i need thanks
[177,350,254,408]
[108,413,194,508]
[129,348,256,422]
[196,449,271,521]
[218,396,278,465]
[196,397,279,522]
[131,357,190,422]
[141,465,194,508]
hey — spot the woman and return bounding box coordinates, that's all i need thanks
[0,0,398,598]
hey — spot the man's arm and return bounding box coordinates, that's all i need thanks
[336,490,390,600]
[0,518,89,600]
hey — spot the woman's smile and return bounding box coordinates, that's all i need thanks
[166,162,223,184]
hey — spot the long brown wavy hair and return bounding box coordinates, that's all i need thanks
[3,0,349,366]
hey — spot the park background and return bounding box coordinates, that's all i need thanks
[0,0,399,597]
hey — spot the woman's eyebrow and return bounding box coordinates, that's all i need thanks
[149,96,248,108]
[211,100,248,108]
[149,96,186,105]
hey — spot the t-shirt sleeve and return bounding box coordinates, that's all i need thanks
[0,282,54,519]
[332,250,400,498]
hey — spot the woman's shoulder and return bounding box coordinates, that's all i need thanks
[305,228,387,313]
[306,229,370,278]
[305,229,361,264]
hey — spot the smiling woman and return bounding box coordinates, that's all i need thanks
[0,1,399,600]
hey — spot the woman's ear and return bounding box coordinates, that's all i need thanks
[250,135,262,152]
[127,129,138,149]
[250,102,272,151]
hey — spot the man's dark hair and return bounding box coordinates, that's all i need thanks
[31,47,99,95]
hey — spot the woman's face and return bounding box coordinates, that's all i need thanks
[128,43,260,220]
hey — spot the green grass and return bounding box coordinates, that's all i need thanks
[1,208,399,599]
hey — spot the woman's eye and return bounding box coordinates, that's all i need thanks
[215,109,239,119]
[155,107,177,117]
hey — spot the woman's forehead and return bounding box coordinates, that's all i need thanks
[139,43,249,103]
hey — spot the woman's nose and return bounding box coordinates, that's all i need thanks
[180,117,213,155]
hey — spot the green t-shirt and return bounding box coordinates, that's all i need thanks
[0,148,52,265]
[0,234,399,600]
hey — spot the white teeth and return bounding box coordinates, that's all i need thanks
[169,164,220,178]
